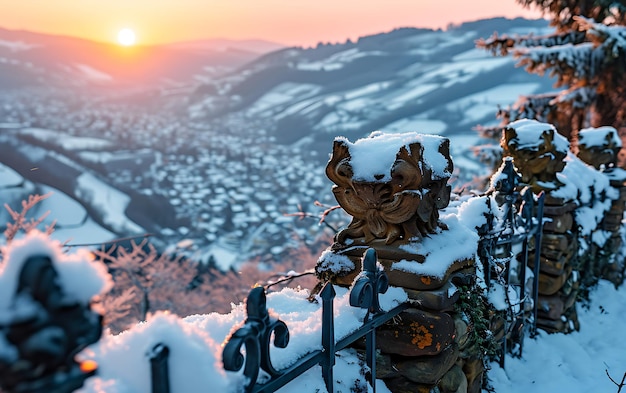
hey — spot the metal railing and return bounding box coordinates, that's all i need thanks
[217,248,408,393]
[480,158,545,367]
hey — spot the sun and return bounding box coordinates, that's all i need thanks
[117,28,136,46]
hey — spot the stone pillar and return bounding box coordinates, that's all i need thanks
[316,132,488,393]
[502,119,580,333]
[577,126,626,286]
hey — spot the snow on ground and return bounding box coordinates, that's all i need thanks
[380,117,447,135]
[41,186,116,248]
[20,127,114,150]
[420,58,512,84]
[489,280,626,393]
[294,48,385,71]
[446,83,541,115]
[51,217,116,247]
[75,173,144,234]
[448,134,486,173]
[80,285,407,393]
[247,83,322,116]
[0,162,22,187]
[200,242,239,270]
[385,83,439,110]
[38,185,87,227]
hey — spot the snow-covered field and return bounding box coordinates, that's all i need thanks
[489,280,626,392]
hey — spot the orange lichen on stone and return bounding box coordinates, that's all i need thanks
[420,276,432,285]
[409,321,433,349]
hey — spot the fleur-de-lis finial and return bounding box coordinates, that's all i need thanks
[349,248,389,316]
[222,286,290,391]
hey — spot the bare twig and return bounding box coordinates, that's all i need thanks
[63,233,154,248]
[265,269,316,289]
[606,369,626,393]
[284,201,341,232]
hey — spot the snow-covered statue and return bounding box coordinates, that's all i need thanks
[502,119,569,193]
[317,133,489,392]
[576,126,622,170]
[326,131,453,246]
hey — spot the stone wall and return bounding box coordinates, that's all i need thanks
[316,123,626,392]
[502,120,624,333]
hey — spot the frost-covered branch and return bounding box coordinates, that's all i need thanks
[3,193,55,244]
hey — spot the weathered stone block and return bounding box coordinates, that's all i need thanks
[454,317,470,350]
[404,280,460,312]
[488,314,505,342]
[542,201,577,216]
[536,232,575,261]
[528,253,567,276]
[374,352,399,379]
[542,212,574,233]
[467,371,483,393]
[462,358,483,393]
[537,290,576,321]
[440,364,467,393]
[383,376,434,393]
[538,266,572,296]
[543,193,573,207]
[395,343,459,384]
[537,305,579,333]
[332,248,474,291]
[377,308,455,357]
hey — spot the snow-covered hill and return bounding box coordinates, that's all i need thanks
[187,18,554,149]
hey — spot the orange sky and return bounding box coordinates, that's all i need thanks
[0,0,543,47]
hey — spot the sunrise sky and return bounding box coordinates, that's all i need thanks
[0,0,543,47]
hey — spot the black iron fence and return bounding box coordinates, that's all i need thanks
[480,158,545,366]
[219,248,407,393]
[144,248,407,393]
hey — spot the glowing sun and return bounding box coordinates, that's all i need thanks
[117,28,136,46]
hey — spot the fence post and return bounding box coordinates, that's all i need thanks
[149,343,170,393]
[531,192,545,337]
[349,248,389,392]
[320,283,336,393]
[222,286,290,392]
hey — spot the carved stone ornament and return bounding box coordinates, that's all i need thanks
[577,126,622,170]
[502,119,569,193]
[326,132,453,246]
